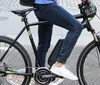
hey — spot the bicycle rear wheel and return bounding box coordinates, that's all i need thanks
[77,41,100,85]
[0,36,32,85]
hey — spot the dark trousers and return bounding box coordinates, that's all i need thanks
[36,21,53,67]
[34,3,83,65]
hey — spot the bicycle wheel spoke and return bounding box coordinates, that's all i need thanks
[84,67,100,76]
[0,36,32,85]
[0,46,25,70]
[84,58,99,68]
[3,48,16,62]
[87,48,100,65]
[96,47,100,66]
[77,42,100,85]
[84,47,100,84]
[90,76,100,85]
[6,53,23,66]
[2,53,25,70]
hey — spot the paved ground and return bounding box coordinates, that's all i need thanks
[1,45,100,85]
[3,45,84,85]
[0,45,84,85]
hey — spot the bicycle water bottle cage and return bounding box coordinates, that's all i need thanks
[11,7,37,17]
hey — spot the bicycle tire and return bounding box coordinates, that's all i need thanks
[0,36,32,85]
[77,41,100,85]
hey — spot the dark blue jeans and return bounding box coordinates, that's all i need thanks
[36,21,53,67]
[34,3,83,65]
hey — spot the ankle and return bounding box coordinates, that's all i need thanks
[55,62,64,67]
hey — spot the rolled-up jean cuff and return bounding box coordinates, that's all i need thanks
[57,58,66,64]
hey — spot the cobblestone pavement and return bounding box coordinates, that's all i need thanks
[0,0,80,11]
[0,0,100,21]
[0,0,100,20]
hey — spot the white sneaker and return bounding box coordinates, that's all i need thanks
[49,78,64,85]
[50,64,78,80]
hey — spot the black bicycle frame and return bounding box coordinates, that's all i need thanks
[0,14,48,68]
[0,3,98,69]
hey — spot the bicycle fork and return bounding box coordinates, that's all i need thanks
[93,31,100,66]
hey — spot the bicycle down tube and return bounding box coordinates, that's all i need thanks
[0,15,48,67]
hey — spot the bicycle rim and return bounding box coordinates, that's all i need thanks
[0,36,32,85]
[77,41,100,85]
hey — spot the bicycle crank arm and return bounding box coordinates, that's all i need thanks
[34,67,64,85]
[42,74,63,79]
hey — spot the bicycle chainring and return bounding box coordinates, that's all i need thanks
[34,67,52,85]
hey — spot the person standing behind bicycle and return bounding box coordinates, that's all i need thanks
[34,0,90,84]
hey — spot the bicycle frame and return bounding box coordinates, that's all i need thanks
[0,2,99,79]
[0,16,48,67]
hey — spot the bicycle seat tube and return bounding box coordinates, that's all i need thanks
[22,14,42,67]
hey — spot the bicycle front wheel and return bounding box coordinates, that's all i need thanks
[0,36,32,85]
[77,41,100,85]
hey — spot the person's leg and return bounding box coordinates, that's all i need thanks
[35,20,53,67]
[35,3,83,64]
[34,3,83,80]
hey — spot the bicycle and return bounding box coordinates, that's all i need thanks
[0,0,98,85]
